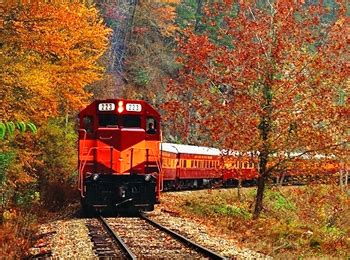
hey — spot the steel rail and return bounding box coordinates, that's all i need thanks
[98,216,137,260]
[139,213,227,260]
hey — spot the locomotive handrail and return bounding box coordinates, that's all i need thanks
[145,147,163,192]
[126,146,163,191]
[78,145,113,198]
[78,129,87,193]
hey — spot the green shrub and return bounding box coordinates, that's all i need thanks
[0,152,15,186]
[132,68,150,86]
[213,204,252,219]
[38,118,77,184]
[14,188,40,208]
[321,225,345,239]
[266,189,296,211]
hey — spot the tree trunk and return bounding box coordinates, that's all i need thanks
[278,172,286,186]
[237,179,242,201]
[194,0,203,32]
[340,168,344,191]
[340,167,349,191]
[65,112,69,134]
[253,175,266,219]
[254,79,273,219]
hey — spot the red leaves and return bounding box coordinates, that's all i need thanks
[165,0,348,179]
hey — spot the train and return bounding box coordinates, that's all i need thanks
[78,99,162,212]
[78,99,344,213]
[161,143,259,190]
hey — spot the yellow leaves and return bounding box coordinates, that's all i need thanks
[2,210,17,222]
[335,17,345,26]
[0,2,110,122]
[15,171,36,185]
[153,4,179,37]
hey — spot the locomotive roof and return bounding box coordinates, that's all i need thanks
[79,99,160,118]
[161,143,221,156]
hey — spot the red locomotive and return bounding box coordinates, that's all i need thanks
[78,99,162,212]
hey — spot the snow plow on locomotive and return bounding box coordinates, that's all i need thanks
[78,99,162,213]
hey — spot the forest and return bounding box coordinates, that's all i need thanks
[0,0,349,257]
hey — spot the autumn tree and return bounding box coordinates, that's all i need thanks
[122,1,179,102]
[165,0,349,218]
[92,0,180,106]
[0,1,110,123]
[0,1,110,224]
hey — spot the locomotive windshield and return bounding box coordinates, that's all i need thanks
[123,115,141,128]
[99,114,118,127]
[98,114,141,128]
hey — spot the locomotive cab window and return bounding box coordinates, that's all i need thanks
[146,117,157,134]
[99,114,118,127]
[82,116,93,133]
[123,115,141,128]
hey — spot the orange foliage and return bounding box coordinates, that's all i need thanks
[0,1,110,123]
[153,3,179,37]
[0,209,36,258]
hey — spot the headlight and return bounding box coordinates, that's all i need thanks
[92,173,99,181]
[144,174,152,182]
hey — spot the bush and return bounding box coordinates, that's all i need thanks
[38,118,77,185]
[166,185,350,257]
[213,204,252,219]
[0,209,37,258]
[41,182,78,211]
[0,152,15,186]
[265,189,296,211]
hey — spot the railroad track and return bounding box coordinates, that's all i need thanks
[87,214,226,259]
[86,218,130,258]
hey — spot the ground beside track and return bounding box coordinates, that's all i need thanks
[27,205,268,259]
[26,185,349,259]
[26,192,269,259]
[158,185,350,258]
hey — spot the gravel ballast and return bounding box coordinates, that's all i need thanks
[28,219,96,258]
[28,213,270,259]
[147,206,271,259]
[27,194,271,259]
